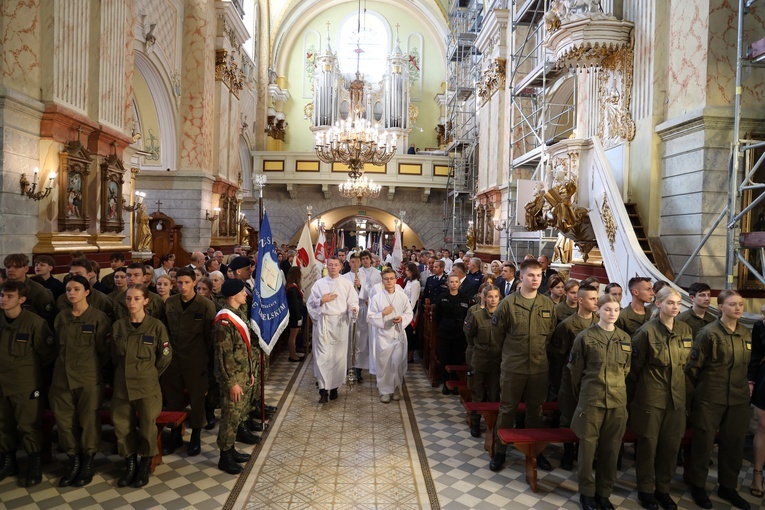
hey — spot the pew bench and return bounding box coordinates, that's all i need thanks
[444,364,469,384]
[464,401,560,455]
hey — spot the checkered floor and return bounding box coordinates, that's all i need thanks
[2,355,764,510]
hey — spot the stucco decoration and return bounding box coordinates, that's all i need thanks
[597,46,635,149]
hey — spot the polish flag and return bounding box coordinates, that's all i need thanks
[297,222,322,301]
[314,228,327,264]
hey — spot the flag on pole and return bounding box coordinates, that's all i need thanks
[378,230,384,264]
[339,229,345,251]
[250,211,289,355]
[329,229,337,258]
[392,220,405,277]
[314,227,327,264]
[297,221,323,301]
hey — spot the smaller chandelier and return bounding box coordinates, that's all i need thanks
[339,175,381,205]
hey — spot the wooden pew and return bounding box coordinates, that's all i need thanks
[464,401,560,456]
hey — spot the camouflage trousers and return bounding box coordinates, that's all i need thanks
[217,384,253,451]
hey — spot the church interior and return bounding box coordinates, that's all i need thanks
[2,0,765,508]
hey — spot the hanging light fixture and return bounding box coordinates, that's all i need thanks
[339,175,381,205]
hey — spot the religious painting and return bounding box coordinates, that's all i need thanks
[58,140,93,232]
[738,134,765,289]
[100,154,126,233]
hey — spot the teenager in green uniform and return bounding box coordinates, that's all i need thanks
[111,285,172,488]
[50,276,112,487]
[548,284,599,470]
[113,263,166,323]
[615,277,654,336]
[676,282,715,338]
[108,267,128,299]
[3,253,55,326]
[56,258,115,320]
[686,290,751,510]
[554,279,580,325]
[463,284,501,438]
[568,293,631,510]
[605,282,623,303]
[213,279,256,474]
[627,287,692,510]
[0,280,55,487]
[489,259,556,473]
[160,267,216,457]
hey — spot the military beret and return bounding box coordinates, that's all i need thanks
[228,256,252,272]
[221,278,245,297]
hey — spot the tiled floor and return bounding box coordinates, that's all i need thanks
[1,355,764,510]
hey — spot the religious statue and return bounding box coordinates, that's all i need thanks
[238,217,252,248]
[466,223,477,252]
[135,204,152,252]
[524,184,548,231]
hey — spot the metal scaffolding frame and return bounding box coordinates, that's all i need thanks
[443,0,482,250]
[673,0,765,289]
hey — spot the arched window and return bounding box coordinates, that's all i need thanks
[337,12,389,84]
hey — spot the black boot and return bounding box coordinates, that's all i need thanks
[162,427,183,455]
[117,454,138,487]
[25,452,42,487]
[0,452,17,482]
[232,449,251,463]
[236,423,261,445]
[469,413,481,438]
[72,452,95,487]
[187,428,201,457]
[204,405,216,431]
[218,449,243,474]
[133,456,151,488]
[59,454,81,487]
[489,452,506,472]
[246,418,265,431]
[561,443,575,470]
[318,389,329,404]
[329,388,338,400]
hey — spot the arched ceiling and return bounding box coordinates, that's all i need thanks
[268,0,448,71]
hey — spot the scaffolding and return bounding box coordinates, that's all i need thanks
[673,0,765,289]
[443,0,482,250]
[504,0,575,262]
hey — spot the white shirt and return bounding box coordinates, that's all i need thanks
[441,257,453,273]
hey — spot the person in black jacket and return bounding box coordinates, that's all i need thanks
[423,260,448,303]
[285,267,305,362]
[434,275,471,394]
[749,304,765,498]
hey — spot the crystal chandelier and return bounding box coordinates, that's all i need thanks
[339,175,381,205]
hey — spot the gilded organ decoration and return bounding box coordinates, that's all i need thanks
[597,46,636,149]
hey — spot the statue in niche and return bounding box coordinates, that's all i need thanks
[135,205,153,252]
[238,218,252,248]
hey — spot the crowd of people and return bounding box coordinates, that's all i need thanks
[1,243,764,510]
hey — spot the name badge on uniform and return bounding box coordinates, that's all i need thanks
[142,335,154,345]
[746,340,753,351]
[620,342,632,353]
[682,339,692,349]
[194,313,203,321]
[541,310,551,319]
[15,333,29,343]
[82,324,95,334]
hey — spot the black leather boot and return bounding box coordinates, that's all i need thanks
[187,428,201,456]
[561,443,575,470]
[236,423,261,445]
[204,405,216,431]
[218,449,243,474]
[133,456,151,488]
[25,452,42,487]
[117,454,138,487]
[162,427,183,455]
[59,454,81,487]
[354,368,363,383]
[469,413,481,438]
[232,449,251,463]
[72,452,94,487]
[0,452,17,482]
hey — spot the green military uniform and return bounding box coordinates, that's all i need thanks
[569,324,631,498]
[20,277,56,326]
[685,319,751,491]
[213,305,255,451]
[162,294,216,428]
[100,272,116,294]
[676,308,716,339]
[49,307,112,455]
[615,304,649,336]
[554,300,578,325]
[549,312,598,423]
[464,305,502,425]
[113,289,166,324]
[492,292,556,454]
[0,310,55,454]
[56,287,115,321]
[111,316,172,458]
[628,318,692,495]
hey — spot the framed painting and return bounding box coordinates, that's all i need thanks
[58,141,93,232]
[100,155,126,233]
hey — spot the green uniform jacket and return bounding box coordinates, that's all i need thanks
[0,310,55,397]
[492,292,556,376]
[165,294,216,369]
[615,305,649,336]
[112,316,172,401]
[113,289,167,324]
[569,324,631,409]
[554,301,578,325]
[213,305,254,391]
[685,319,751,406]
[52,307,112,390]
[676,309,716,339]
[549,313,598,397]
[628,318,692,410]
[56,288,115,321]
[463,304,502,371]
[21,277,56,325]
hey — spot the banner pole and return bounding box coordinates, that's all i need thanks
[258,179,267,427]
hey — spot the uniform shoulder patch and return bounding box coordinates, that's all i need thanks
[162,347,170,356]
[30,390,40,399]
[464,321,472,331]
[491,315,498,326]
[690,348,699,360]
[568,351,576,363]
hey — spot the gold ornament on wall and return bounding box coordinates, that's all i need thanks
[600,192,617,250]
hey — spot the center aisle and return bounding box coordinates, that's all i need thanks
[230,355,438,509]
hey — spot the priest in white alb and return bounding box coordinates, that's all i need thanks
[367,267,413,403]
[307,257,359,404]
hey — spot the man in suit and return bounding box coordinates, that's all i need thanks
[494,262,517,298]
[537,255,558,294]
[453,262,479,301]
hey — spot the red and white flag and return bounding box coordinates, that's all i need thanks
[339,230,345,250]
[297,222,323,301]
[314,227,327,264]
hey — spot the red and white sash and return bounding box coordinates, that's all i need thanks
[214,308,252,353]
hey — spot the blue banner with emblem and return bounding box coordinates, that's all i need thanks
[250,211,289,355]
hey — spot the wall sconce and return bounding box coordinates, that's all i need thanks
[205,207,221,222]
[20,167,56,201]
[493,218,507,231]
[124,191,146,212]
